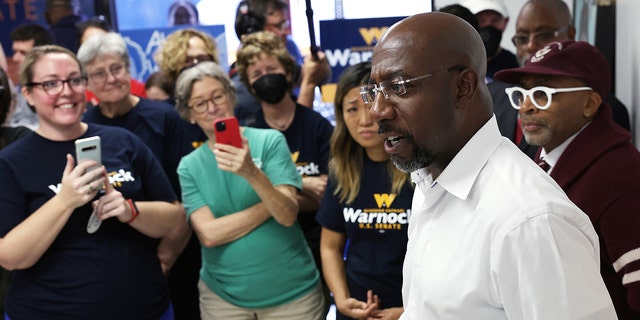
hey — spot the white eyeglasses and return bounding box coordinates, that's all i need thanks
[504,86,593,110]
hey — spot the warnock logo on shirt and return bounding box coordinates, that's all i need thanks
[48,169,136,194]
[291,151,320,177]
[343,193,411,232]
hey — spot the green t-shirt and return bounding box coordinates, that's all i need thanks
[178,127,318,308]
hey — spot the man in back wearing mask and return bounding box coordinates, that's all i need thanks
[462,0,518,83]
[461,0,538,158]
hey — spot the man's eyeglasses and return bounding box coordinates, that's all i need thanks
[511,26,568,47]
[26,76,88,95]
[88,64,126,84]
[505,86,593,110]
[360,65,466,104]
[189,90,228,114]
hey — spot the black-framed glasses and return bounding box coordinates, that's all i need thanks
[88,64,126,84]
[189,89,228,114]
[504,86,593,110]
[26,76,88,95]
[511,26,569,48]
[360,65,466,104]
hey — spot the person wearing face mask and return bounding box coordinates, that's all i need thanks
[461,0,519,83]
[236,31,334,317]
[461,0,537,159]
[230,0,332,127]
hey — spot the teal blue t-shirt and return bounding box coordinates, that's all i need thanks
[178,127,318,309]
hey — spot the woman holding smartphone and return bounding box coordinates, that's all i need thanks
[175,61,324,320]
[0,45,181,319]
[316,62,414,320]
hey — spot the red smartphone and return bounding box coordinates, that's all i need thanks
[213,116,242,148]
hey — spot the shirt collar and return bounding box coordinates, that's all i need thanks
[412,115,502,200]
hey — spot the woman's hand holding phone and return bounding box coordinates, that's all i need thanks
[58,154,106,210]
[213,136,258,178]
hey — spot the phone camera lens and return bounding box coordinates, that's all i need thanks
[215,121,226,131]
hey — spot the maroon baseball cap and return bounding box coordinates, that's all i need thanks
[494,40,611,98]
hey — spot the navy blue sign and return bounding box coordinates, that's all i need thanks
[120,25,227,82]
[320,17,405,84]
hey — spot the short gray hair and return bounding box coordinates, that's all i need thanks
[77,32,130,68]
[175,61,236,120]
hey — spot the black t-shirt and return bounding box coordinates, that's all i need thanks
[83,98,206,196]
[0,124,174,319]
[252,104,334,243]
[317,156,414,312]
[0,126,31,149]
[487,48,519,81]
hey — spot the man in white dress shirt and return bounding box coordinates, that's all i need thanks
[364,12,616,320]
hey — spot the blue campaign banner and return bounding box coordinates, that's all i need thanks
[320,17,406,84]
[0,0,42,57]
[119,24,228,83]
[0,0,95,59]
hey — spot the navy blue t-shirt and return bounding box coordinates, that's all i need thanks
[83,98,206,196]
[0,124,175,319]
[317,156,413,313]
[252,104,333,242]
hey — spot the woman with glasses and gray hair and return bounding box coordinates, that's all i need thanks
[77,32,206,319]
[175,61,325,320]
[0,44,181,319]
[77,32,201,197]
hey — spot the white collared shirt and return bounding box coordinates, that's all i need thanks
[401,116,616,320]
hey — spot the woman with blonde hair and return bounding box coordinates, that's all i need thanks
[0,44,181,319]
[317,61,413,320]
[155,28,219,87]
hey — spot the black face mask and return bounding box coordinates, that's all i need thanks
[251,74,288,104]
[479,26,503,58]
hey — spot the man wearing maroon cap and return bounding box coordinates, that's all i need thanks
[511,0,629,131]
[495,40,640,320]
[489,0,629,162]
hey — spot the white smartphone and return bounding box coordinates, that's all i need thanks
[75,136,102,173]
[76,136,104,234]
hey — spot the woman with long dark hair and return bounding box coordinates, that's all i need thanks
[317,62,413,320]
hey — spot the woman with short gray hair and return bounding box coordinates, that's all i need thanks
[78,32,206,318]
[175,61,237,121]
[175,61,325,320]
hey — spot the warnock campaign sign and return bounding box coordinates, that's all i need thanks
[320,17,406,84]
[119,24,227,83]
[317,16,405,105]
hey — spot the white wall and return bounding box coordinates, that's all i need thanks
[616,0,640,146]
